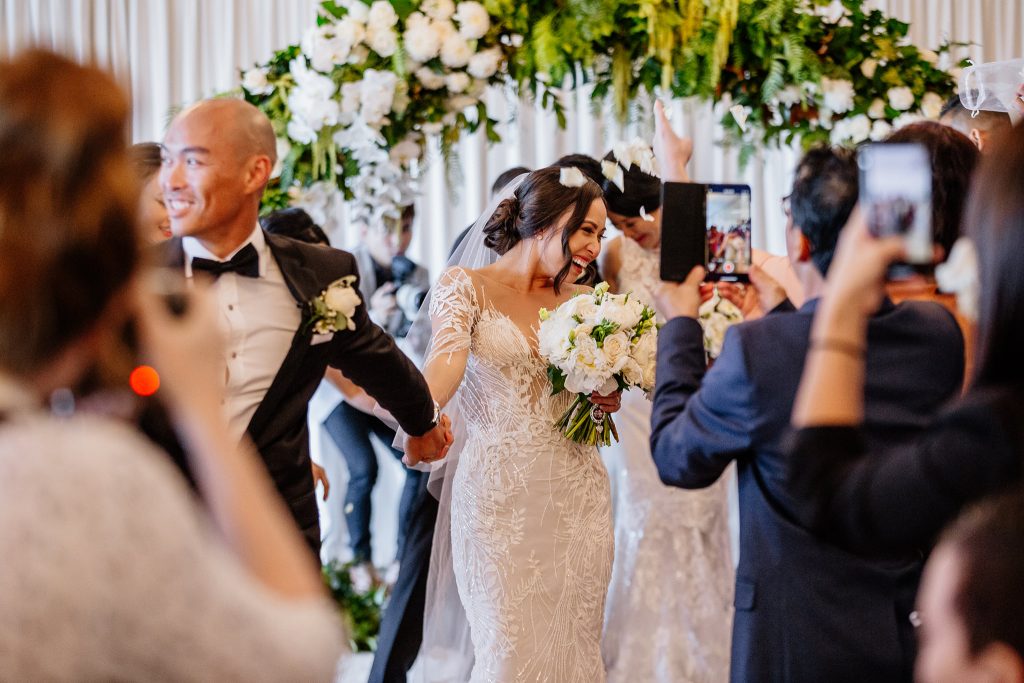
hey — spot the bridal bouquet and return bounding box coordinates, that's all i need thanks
[538,282,658,446]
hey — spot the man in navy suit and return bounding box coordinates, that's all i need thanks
[650,145,965,681]
[158,98,452,554]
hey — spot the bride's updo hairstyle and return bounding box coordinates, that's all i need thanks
[482,166,603,292]
[0,50,137,376]
[600,151,661,217]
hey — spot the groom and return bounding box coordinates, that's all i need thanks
[157,98,451,552]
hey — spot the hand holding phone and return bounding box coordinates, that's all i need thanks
[660,182,752,283]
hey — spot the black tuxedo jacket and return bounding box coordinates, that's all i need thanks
[651,297,965,682]
[156,232,435,549]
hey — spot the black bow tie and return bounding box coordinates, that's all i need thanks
[191,243,260,279]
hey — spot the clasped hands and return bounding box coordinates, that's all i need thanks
[402,413,454,467]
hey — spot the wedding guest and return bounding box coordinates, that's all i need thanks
[157,97,452,554]
[787,122,1024,556]
[323,204,429,584]
[915,489,1024,683]
[130,142,171,242]
[939,94,1012,153]
[649,100,965,682]
[0,48,344,680]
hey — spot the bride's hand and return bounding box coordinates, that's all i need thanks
[590,390,623,415]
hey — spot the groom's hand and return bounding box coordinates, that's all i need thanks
[403,414,453,467]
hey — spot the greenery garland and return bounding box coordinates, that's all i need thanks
[240,0,963,224]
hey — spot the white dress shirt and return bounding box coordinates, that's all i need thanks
[183,225,300,440]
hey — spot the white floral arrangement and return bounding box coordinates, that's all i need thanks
[698,289,743,360]
[537,282,658,446]
[306,275,362,334]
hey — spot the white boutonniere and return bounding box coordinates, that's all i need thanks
[305,275,362,334]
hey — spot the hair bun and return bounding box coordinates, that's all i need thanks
[482,195,522,254]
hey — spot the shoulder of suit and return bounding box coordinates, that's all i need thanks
[267,232,357,272]
[887,298,962,336]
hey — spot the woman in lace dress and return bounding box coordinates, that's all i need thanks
[421,168,620,682]
[598,153,734,683]
[0,50,343,680]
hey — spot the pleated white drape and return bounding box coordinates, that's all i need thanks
[2,0,1021,273]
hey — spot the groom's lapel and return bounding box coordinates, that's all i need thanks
[245,232,324,441]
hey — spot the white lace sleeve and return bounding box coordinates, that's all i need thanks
[0,415,346,682]
[423,266,478,407]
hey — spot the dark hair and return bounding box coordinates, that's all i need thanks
[966,123,1024,389]
[0,49,137,376]
[790,145,859,276]
[482,166,603,292]
[939,488,1024,657]
[552,154,604,187]
[599,150,661,217]
[130,142,162,181]
[885,121,979,258]
[492,166,530,195]
[260,207,330,246]
[939,94,1012,133]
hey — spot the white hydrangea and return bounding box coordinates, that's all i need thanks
[921,91,944,119]
[467,47,502,79]
[367,0,398,29]
[403,21,442,62]
[830,114,871,144]
[870,119,893,141]
[242,67,274,95]
[301,20,365,73]
[867,98,887,119]
[821,77,856,114]
[415,67,445,90]
[440,33,473,68]
[454,1,490,40]
[445,71,471,93]
[421,0,456,21]
[340,0,370,23]
[887,86,916,111]
[893,111,925,129]
[366,26,398,57]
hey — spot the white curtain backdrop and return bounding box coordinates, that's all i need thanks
[2,0,1021,275]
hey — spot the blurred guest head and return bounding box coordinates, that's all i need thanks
[915,489,1024,683]
[130,142,171,243]
[885,121,980,260]
[491,166,531,198]
[0,49,137,388]
[160,98,275,256]
[363,204,415,265]
[599,150,662,248]
[939,95,1011,153]
[260,207,330,247]
[965,123,1024,389]
[786,146,859,277]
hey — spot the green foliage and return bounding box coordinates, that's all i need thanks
[322,560,387,653]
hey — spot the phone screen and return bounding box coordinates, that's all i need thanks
[705,184,752,282]
[859,143,932,266]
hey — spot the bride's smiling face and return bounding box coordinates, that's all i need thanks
[538,198,607,283]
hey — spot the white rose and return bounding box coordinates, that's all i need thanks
[822,77,855,114]
[416,67,445,89]
[538,315,575,362]
[403,22,441,62]
[341,0,370,23]
[405,11,429,29]
[596,297,643,331]
[919,48,939,65]
[921,91,944,119]
[367,26,398,57]
[242,67,273,95]
[887,86,915,111]
[620,358,643,387]
[630,330,657,368]
[601,332,630,372]
[867,97,887,119]
[640,357,657,392]
[894,112,924,129]
[454,1,490,40]
[869,119,893,141]
[860,58,878,79]
[831,113,871,144]
[325,283,361,319]
[445,71,471,93]
[440,34,472,68]
[565,295,598,321]
[467,47,501,79]
[421,0,456,21]
[367,0,398,29]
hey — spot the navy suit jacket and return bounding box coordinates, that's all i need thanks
[650,297,964,682]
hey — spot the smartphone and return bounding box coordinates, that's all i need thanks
[704,184,752,283]
[660,182,752,283]
[858,142,933,277]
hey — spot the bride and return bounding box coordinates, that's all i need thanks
[415,167,621,682]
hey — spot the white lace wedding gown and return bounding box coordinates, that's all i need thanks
[601,237,734,682]
[427,267,614,682]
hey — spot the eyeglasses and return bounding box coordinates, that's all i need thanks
[781,194,792,219]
